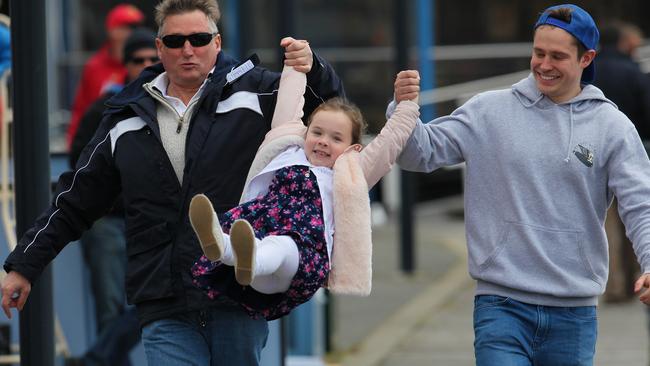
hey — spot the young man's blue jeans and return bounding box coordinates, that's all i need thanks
[473,295,597,366]
[142,308,268,366]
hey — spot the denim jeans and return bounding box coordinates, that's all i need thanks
[473,295,597,366]
[80,216,139,366]
[83,307,141,366]
[81,215,128,332]
[142,308,269,366]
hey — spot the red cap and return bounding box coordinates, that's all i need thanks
[105,4,144,30]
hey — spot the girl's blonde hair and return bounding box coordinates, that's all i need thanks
[307,98,367,145]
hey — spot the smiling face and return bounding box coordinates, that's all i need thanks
[304,109,354,168]
[156,10,221,91]
[531,25,595,103]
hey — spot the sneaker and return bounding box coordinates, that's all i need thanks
[230,219,256,286]
[189,194,225,262]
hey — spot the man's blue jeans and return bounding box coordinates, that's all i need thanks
[473,295,597,366]
[142,308,268,366]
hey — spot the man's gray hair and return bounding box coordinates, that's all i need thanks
[155,0,220,36]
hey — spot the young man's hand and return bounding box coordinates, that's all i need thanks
[634,273,650,305]
[281,37,313,74]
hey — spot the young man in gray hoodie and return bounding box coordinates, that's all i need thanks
[391,4,650,365]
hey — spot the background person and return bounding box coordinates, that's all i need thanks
[594,21,650,303]
[66,3,144,148]
[64,27,159,366]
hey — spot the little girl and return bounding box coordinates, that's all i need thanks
[190,65,420,320]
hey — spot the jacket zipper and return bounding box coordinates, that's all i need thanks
[176,116,183,133]
[143,83,197,134]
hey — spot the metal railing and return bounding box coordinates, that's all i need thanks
[382,42,650,213]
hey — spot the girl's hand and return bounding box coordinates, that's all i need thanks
[634,273,650,305]
[394,70,420,104]
[281,37,313,74]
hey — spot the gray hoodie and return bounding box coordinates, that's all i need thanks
[396,74,650,306]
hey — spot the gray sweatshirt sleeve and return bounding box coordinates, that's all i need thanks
[389,96,479,172]
[608,127,650,274]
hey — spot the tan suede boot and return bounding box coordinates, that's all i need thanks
[230,219,256,286]
[189,194,225,262]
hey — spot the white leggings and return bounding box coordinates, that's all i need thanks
[220,234,299,294]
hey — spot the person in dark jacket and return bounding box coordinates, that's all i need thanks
[593,21,650,364]
[64,27,159,366]
[0,0,344,365]
[70,28,160,167]
[593,21,650,304]
[594,22,650,141]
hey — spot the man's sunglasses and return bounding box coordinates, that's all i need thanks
[160,33,216,48]
[130,56,160,65]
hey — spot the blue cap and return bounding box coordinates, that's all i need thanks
[534,4,599,83]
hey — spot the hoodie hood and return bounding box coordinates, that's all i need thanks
[512,73,618,162]
[511,73,615,110]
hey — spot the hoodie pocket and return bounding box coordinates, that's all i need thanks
[125,222,174,303]
[478,221,601,297]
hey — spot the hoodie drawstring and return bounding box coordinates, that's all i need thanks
[564,104,574,163]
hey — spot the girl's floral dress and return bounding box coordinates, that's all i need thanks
[191,165,330,320]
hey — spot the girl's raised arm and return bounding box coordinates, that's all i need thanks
[359,70,420,188]
[261,66,308,146]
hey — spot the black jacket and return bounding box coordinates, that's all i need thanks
[69,90,125,217]
[4,52,344,325]
[594,47,650,141]
[70,90,118,168]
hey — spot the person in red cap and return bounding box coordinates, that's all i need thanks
[65,3,144,149]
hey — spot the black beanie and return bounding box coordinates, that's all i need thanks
[123,27,157,64]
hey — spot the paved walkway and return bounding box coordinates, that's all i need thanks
[328,196,650,366]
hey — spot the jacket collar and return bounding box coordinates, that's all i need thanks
[104,52,240,116]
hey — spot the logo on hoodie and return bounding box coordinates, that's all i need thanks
[573,144,594,167]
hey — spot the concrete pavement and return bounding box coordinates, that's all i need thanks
[327,195,650,366]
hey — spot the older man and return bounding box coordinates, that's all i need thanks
[1,0,344,365]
